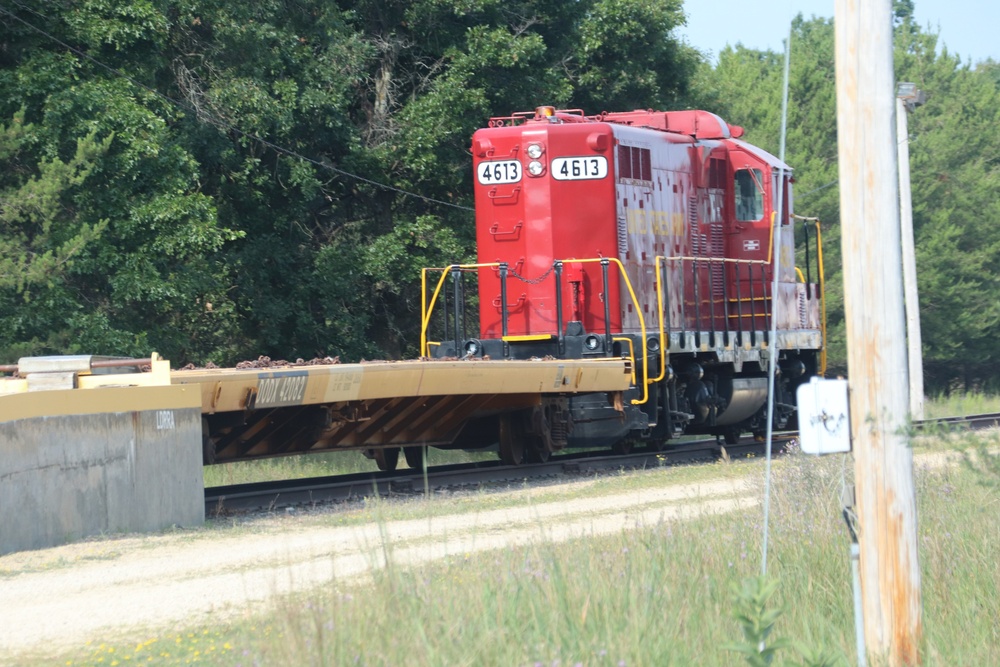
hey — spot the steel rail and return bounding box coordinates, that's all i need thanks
[203,437,788,516]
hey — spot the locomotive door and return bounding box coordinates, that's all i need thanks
[727,151,773,330]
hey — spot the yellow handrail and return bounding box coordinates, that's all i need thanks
[565,257,649,405]
[791,214,828,376]
[815,221,828,376]
[421,257,650,405]
[420,263,500,357]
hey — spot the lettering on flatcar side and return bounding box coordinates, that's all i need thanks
[257,373,309,407]
[328,371,363,395]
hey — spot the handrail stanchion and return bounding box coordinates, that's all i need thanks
[721,259,731,345]
[499,262,510,358]
[554,261,564,354]
[693,259,702,348]
[420,268,429,357]
[451,265,462,349]
[680,258,687,347]
[803,221,813,300]
[601,258,612,357]
[760,265,770,343]
[735,262,745,347]
[748,264,758,346]
[651,256,668,383]
[708,258,716,347]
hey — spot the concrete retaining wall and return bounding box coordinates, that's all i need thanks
[0,385,204,554]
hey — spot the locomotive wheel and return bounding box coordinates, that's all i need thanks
[498,414,524,465]
[611,439,633,455]
[404,446,426,470]
[374,447,400,472]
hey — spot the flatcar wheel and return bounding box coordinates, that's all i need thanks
[524,441,551,464]
[374,447,400,472]
[404,446,426,470]
[498,415,524,465]
[723,428,741,446]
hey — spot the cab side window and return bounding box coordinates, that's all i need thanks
[735,169,764,221]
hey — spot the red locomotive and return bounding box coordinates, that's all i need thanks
[425,106,824,463]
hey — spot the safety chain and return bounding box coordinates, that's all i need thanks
[509,264,556,285]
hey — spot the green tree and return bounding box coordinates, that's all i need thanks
[702,10,1000,389]
[0,0,698,364]
[0,111,109,295]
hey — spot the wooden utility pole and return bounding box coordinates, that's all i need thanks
[896,88,925,420]
[833,0,923,664]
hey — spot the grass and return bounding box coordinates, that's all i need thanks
[922,391,1000,419]
[45,430,1000,667]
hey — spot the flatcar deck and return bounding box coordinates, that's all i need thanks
[171,357,632,414]
[0,354,633,464]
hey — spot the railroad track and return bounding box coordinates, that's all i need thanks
[203,411,1000,517]
[203,436,787,516]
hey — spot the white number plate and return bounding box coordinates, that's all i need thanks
[477,160,522,185]
[552,156,608,181]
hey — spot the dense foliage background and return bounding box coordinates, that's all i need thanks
[0,0,997,391]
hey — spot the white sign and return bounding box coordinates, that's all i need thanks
[796,377,851,455]
[744,239,760,251]
[477,160,522,185]
[552,156,608,181]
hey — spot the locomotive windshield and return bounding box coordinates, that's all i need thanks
[735,168,764,221]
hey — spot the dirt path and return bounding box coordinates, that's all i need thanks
[0,475,754,657]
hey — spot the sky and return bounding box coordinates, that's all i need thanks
[678,0,999,65]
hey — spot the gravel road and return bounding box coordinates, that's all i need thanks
[0,474,754,659]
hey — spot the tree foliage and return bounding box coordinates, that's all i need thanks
[703,11,1000,390]
[0,0,697,364]
[2,1,996,392]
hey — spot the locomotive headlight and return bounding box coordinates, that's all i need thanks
[528,160,544,176]
[526,143,544,159]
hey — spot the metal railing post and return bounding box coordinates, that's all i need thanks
[601,258,612,357]
[450,265,462,348]
[499,262,510,358]
[693,260,702,348]
[735,262,745,346]
[554,261,564,353]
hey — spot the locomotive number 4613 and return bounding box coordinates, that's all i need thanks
[477,160,522,185]
[552,156,608,181]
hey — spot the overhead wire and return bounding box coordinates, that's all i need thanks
[0,3,475,212]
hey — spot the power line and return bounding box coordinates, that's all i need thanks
[0,3,474,213]
[798,179,838,198]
